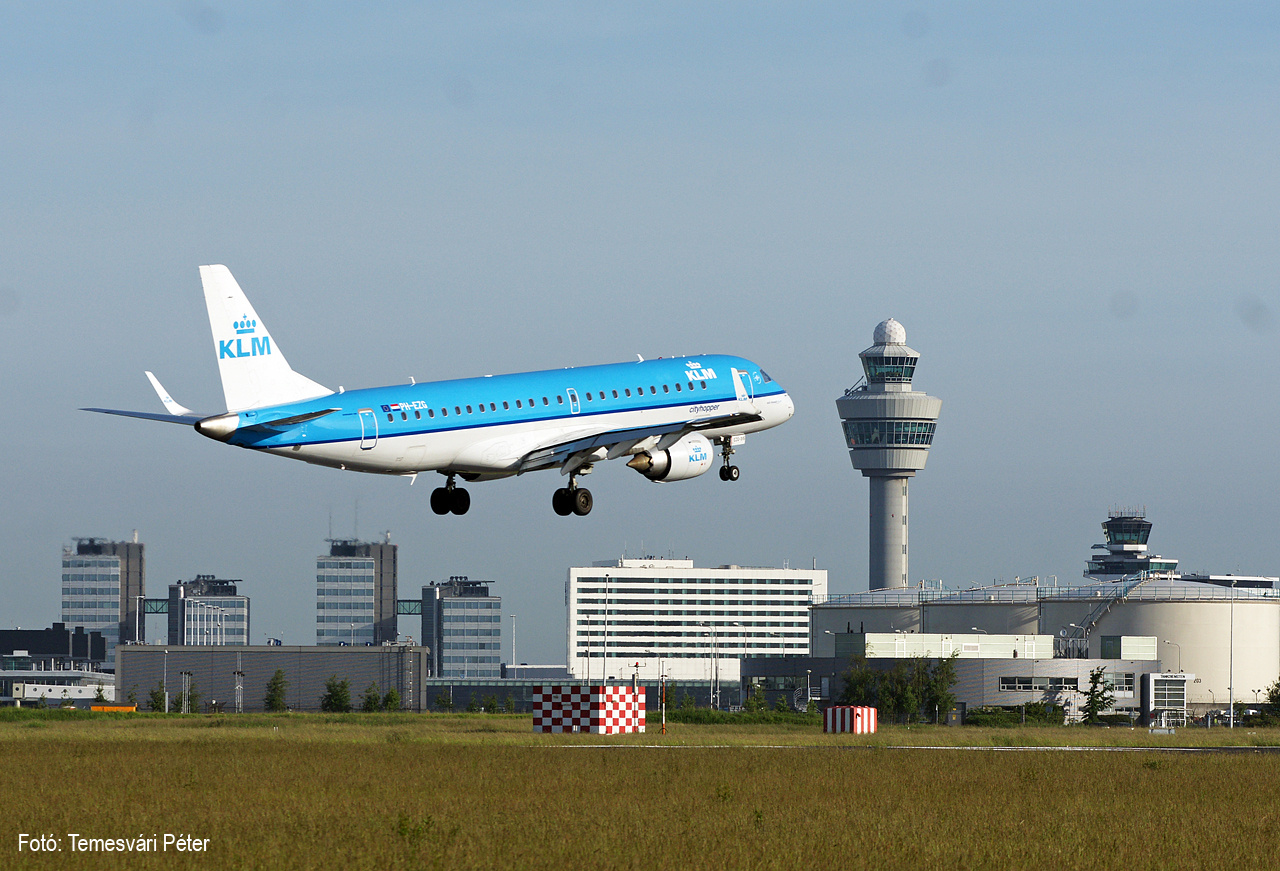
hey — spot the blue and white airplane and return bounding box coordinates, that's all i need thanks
[86,265,794,516]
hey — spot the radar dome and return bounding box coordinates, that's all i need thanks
[873,318,906,345]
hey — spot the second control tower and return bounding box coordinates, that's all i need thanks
[836,319,942,590]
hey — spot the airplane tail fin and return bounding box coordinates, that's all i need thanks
[200,265,333,411]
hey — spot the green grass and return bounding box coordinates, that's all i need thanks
[4,711,1280,869]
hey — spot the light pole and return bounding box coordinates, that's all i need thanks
[349,622,355,647]
[163,648,169,713]
[1162,639,1181,673]
[510,614,517,669]
[1229,579,1236,729]
[1069,623,1089,658]
[805,669,812,711]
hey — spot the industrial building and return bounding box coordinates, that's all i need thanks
[61,535,145,658]
[315,537,398,645]
[167,576,250,646]
[566,559,827,695]
[835,319,942,591]
[421,577,502,679]
[116,644,427,713]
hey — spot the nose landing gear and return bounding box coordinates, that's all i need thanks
[430,474,470,515]
[717,437,740,482]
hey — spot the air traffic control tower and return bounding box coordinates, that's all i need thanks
[836,319,942,590]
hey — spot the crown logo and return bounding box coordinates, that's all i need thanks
[233,315,257,335]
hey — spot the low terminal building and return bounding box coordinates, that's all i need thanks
[0,624,113,708]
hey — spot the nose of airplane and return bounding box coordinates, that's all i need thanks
[781,392,795,420]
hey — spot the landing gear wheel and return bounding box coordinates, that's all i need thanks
[571,488,593,516]
[449,488,471,515]
[430,487,451,515]
[552,488,573,516]
[718,466,729,481]
[724,465,740,481]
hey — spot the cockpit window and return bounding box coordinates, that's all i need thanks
[760,369,774,383]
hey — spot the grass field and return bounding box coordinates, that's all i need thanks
[5,710,1280,870]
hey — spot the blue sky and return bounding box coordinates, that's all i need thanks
[3,3,1279,663]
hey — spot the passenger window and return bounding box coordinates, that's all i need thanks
[598,392,605,400]
[490,403,496,412]
[542,397,548,406]
[649,386,656,394]
[466,405,473,414]
[663,385,670,393]
[428,409,434,418]
[612,390,618,399]
[516,400,522,408]
[414,410,421,420]
[387,413,393,422]
[557,395,563,404]
[585,393,592,402]
[401,412,408,420]
[529,398,535,407]
[700,380,707,389]
[625,388,631,397]
[455,406,461,415]
[442,408,448,417]
[478,403,485,413]
[675,383,681,392]
[688,382,694,391]
[503,401,509,410]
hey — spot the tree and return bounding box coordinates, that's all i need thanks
[1266,677,1280,710]
[922,653,960,724]
[481,693,499,713]
[361,682,382,713]
[263,669,289,712]
[466,695,481,713]
[126,685,138,707]
[744,683,768,713]
[320,675,352,713]
[504,694,516,714]
[434,691,454,711]
[1081,666,1115,724]
[837,657,879,707]
[878,661,919,724]
[382,688,401,711]
[93,685,106,703]
[773,694,791,713]
[148,682,166,712]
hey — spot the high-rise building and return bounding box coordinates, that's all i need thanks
[566,559,827,692]
[421,577,502,678]
[61,535,145,660]
[166,576,250,645]
[316,537,397,645]
[835,319,942,590]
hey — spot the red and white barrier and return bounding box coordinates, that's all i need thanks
[532,685,646,734]
[824,705,878,734]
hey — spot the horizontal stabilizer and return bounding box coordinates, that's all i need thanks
[81,407,201,426]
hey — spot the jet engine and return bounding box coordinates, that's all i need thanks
[626,433,714,482]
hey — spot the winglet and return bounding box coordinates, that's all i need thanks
[145,371,193,416]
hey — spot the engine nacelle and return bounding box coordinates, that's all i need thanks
[626,433,714,482]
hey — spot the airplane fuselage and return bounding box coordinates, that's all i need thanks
[216,354,792,478]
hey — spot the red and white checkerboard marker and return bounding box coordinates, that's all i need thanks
[532,685,646,734]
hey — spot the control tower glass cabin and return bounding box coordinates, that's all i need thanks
[835,319,942,590]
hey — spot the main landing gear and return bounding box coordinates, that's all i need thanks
[552,477,593,517]
[430,475,470,516]
[717,438,740,482]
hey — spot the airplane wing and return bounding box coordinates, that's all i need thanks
[517,410,762,474]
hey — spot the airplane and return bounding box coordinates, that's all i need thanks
[85,265,794,516]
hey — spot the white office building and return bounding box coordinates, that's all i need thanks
[567,559,827,686]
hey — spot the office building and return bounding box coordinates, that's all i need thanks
[61,535,145,659]
[167,576,250,645]
[316,537,397,645]
[566,558,828,689]
[835,319,942,590]
[422,577,502,679]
